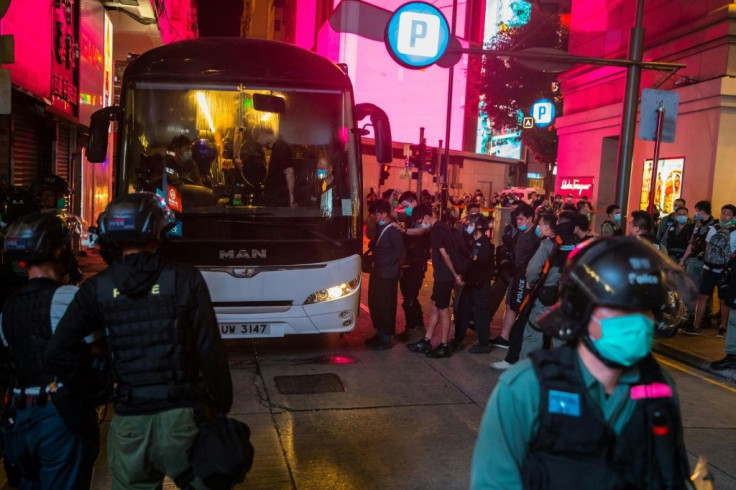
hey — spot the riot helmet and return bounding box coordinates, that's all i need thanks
[4,211,71,266]
[97,192,177,245]
[466,213,490,232]
[536,236,692,342]
[192,139,216,166]
[29,174,70,210]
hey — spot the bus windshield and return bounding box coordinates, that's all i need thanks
[120,82,360,251]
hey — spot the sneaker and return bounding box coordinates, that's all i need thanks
[407,338,432,353]
[491,360,513,370]
[426,343,452,358]
[450,339,465,352]
[680,326,703,336]
[710,354,736,371]
[364,335,381,346]
[491,336,510,349]
[468,344,491,354]
[717,328,727,339]
[368,339,392,351]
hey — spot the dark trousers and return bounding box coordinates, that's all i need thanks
[2,402,99,490]
[455,281,492,345]
[488,277,509,321]
[400,264,425,329]
[369,274,399,336]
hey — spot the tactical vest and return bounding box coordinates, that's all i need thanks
[2,284,59,388]
[665,224,693,260]
[601,220,623,236]
[523,346,689,490]
[95,269,196,404]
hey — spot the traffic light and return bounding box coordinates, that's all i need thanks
[425,148,437,174]
[379,164,390,186]
[408,140,426,168]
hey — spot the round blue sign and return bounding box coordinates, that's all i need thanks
[531,98,556,128]
[385,2,450,69]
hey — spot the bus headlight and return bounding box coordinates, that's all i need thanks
[304,276,361,304]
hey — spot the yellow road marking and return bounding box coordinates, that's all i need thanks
[654,354,736,394]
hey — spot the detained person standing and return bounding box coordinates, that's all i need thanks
[365,199,405,350]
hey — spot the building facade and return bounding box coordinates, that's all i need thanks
[0,0,196,225]
[556,0,736,230]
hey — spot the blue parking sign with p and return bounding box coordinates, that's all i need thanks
[531,99,556,128]
[385,2,450,69]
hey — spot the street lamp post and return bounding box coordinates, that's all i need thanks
[615,0,646,232]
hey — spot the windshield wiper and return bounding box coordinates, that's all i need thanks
[217,220,343,248]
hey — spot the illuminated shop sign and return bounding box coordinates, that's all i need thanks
[558,176,594,200]
[640,157,684,214]
[50,0,78,117]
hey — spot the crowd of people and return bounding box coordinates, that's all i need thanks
[365,190,700,487]
[363,190,736,372]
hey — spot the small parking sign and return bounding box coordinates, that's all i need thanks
[531,98,556,128]
[385,2,450,69]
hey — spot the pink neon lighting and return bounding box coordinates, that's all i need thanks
[305,0,469,150]
[2,1,54,99]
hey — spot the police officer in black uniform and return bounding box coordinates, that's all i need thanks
[0,212,99,489]
[47,192,233,489]
[471,236,691,489]
[453,213,495,353]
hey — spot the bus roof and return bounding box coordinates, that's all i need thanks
[123,37,352,90]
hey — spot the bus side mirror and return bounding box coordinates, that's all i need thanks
[88,106,121,163]
[356,103,393,163]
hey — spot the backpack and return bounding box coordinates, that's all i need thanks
[703,224,733,269]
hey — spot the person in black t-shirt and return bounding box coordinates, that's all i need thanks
[407,208,464,358]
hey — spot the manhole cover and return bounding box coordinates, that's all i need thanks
[274,373,345,394]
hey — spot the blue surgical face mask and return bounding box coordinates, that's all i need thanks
[518,223,528,232]
[535,225,541,238]
[404,206,413,217]
[676,215,688,224]
[421,222,431,230]
[613,213,621,223]
[56,197,67,210]
[316,169,328,180]
[592,314,654,367]
[465,225,475,235]
[378,220,386,226]
[695,212,703,221]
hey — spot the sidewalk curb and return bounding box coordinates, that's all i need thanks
[653,340,736,383]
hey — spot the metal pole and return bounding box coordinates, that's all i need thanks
[440,0,458,222]
[647,103,665,214]
[417,127,424,197]
[615,0,646,233]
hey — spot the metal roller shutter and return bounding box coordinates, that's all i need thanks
[11,112,42,188]
[56,123,71,183]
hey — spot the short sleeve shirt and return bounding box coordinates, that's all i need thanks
[431,222,454,282]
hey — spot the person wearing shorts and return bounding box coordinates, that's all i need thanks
[407,205,463,358]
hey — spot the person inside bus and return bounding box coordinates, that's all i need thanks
[191,139,217,188]
[261,127,296,207]
[167,135,203,186]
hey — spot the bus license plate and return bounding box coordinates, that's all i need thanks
[219,324,271,337]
